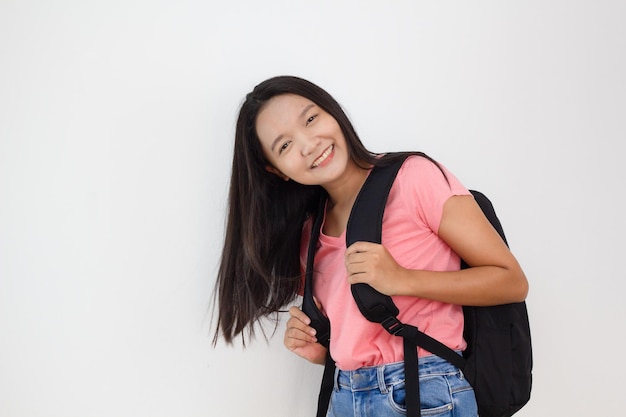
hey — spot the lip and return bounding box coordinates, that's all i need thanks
[311,145,334,168]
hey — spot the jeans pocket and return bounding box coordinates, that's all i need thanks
[388,374,456,416]
[421,373,454,412]
[388,381,407,413]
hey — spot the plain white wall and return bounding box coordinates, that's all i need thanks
[1,1,624,416]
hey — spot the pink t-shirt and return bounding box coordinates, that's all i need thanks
[300,155,471,371]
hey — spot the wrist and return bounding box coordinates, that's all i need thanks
[394,267,421,297]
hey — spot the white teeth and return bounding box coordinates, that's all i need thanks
[312,145,333,168]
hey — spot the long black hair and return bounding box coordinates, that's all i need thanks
[212,76,435,344]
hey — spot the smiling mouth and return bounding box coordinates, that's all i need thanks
[311,145,334,168]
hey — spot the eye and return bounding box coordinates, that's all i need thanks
[278,140,291,154]
[306,114,318,126]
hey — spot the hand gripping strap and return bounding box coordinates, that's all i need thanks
[347,156,406,321]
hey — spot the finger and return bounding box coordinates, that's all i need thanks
[347,270,369,283]
[284,330,317,348]
[284,321,317,347]
[345,252,367,266]
[286,314,316,334]
[346,253,371,274]
[345,261,365,276]
[288,305,311,325]
[285,309,318,340]
[345,241,375,255]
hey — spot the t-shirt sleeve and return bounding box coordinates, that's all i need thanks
[397,156,471,234]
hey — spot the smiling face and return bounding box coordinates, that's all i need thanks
[256,94,352,187]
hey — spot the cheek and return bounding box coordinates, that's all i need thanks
[330,124,347,146]
[281,158,305,177]
[266,156,298,178]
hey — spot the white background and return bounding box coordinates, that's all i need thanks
[1,1,624,416]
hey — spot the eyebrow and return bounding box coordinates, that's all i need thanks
[270,104,316,152]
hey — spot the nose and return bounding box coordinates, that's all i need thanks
[300,135,321,156]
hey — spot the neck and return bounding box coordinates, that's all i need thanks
[324,161,370,211]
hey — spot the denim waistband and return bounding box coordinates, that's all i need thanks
[335,353,462,393]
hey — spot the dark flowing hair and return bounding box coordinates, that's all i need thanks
[212,75,436,344]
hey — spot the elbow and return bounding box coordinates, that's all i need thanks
[509,270,529,303]
[492,262,528,305]
[513,282,529,303]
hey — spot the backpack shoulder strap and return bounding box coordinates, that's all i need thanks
[302,193,331,348]
[347,154,408,323]
[302,193,335,417]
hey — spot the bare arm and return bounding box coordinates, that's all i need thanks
[345,194,528,306]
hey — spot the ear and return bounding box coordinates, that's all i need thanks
[265,165,290,181]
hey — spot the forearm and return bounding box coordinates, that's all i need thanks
[394,264,528,306]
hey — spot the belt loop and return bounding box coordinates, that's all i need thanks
[377,365,388,394]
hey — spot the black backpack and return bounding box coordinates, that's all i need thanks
[302,153,532,417]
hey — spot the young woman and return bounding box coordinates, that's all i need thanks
[213,75,528,417]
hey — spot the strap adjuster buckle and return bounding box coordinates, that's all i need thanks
[381,316,404,336]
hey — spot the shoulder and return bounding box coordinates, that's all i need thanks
[395,154,450,186]
[389,154,470,226]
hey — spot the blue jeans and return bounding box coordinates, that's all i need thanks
[326,355,477,417]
